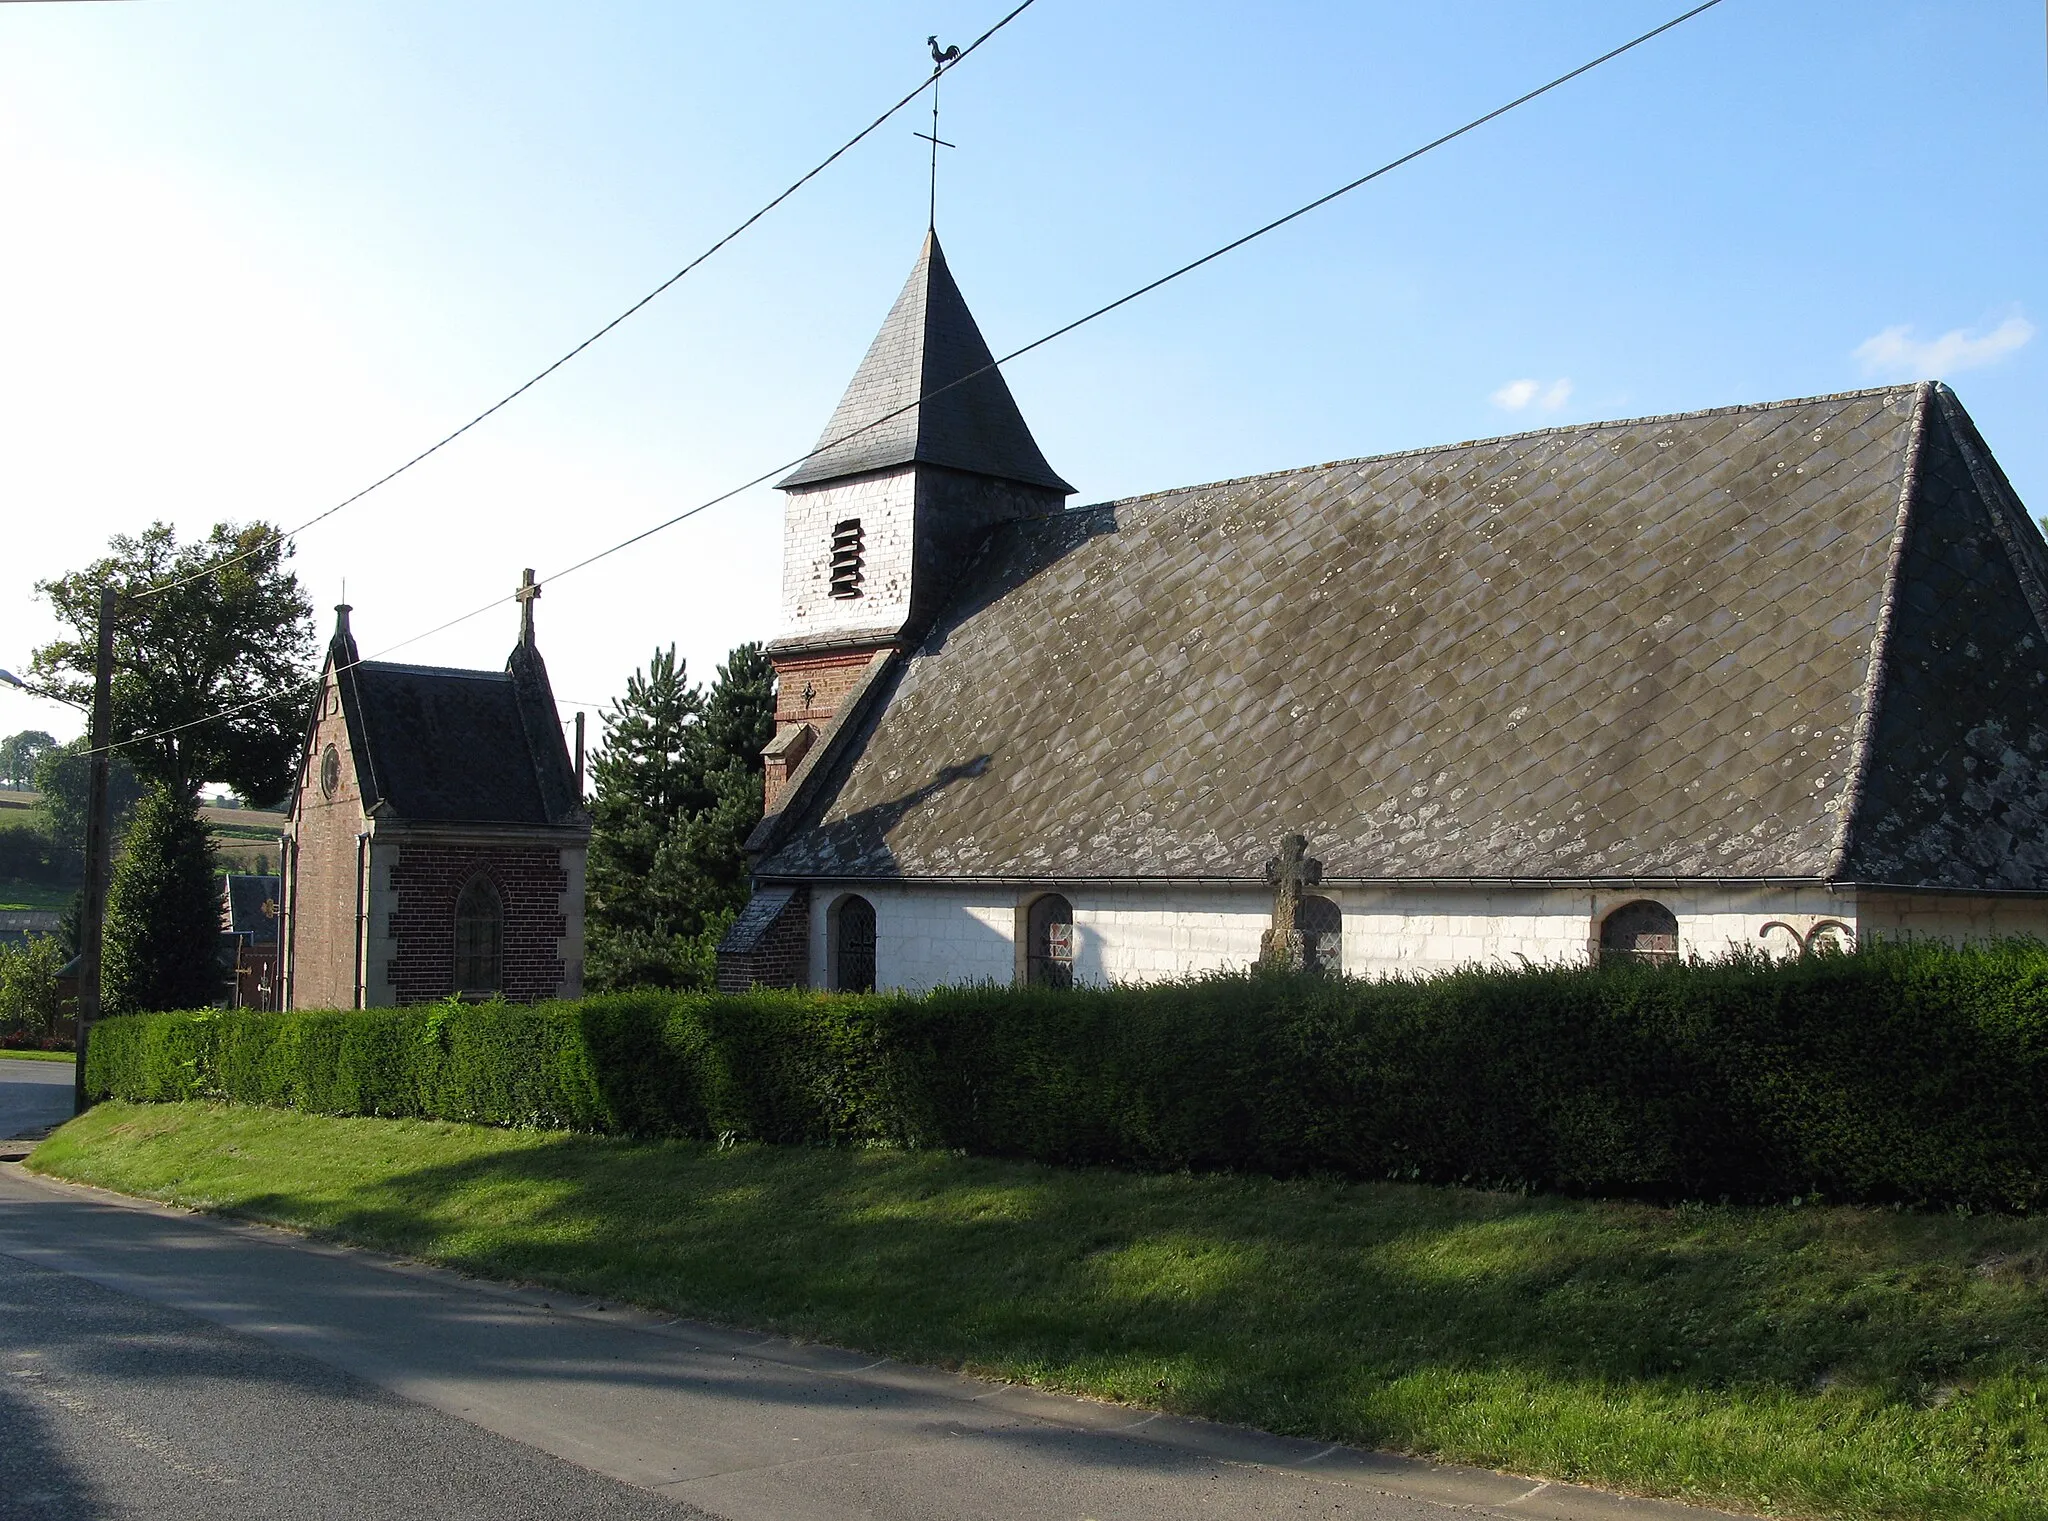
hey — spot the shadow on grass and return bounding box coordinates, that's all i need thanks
[41,1102,2048,1517]
[230,1131,2048,1420]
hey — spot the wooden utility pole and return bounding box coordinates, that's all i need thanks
[74,584,115,1117]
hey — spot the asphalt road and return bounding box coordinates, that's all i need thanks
[0,1057,76,1142]
[0,1161,1736,1521]
[2,1251,705,1519]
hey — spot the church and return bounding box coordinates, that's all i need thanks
[718,232,2048,994]
[278,583,590,1008]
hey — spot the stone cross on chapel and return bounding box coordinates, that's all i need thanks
[516,568,541,649]
[1258,832,1322,970]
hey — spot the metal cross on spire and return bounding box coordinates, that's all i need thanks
[515,567,541,648]
[917,35,960,228]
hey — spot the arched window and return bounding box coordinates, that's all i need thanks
[1600,900,1678,966]
[1026,894,1075,989]
[829,519,864,599]
[453,876,504,995]
[832,894,876,992]
[1299,895,1342,976]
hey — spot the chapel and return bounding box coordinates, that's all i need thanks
[279,584,590,1008]
[718,232,2048,993]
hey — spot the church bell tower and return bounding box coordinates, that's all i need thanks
[763,232,1071,807]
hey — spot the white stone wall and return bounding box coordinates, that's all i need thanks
[795,880,1917,993]
[779,470,916,644]
[1856,891,2048,944]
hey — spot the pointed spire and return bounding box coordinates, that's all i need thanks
[330,603,358,666]
[779,232,1072,494]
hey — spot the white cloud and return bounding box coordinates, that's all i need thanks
[1853,316,2034,379]
[1491,377,1573,412]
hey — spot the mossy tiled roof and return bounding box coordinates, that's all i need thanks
[761,384,2048,889]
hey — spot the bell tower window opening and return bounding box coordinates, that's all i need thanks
[829,518,865,599]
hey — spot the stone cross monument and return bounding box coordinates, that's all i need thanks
[1259,833,1322,970]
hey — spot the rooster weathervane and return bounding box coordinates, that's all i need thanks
[917,36,960,228]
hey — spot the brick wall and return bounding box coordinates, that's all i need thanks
[763,648,884,812]
[715,886,810,992]
[387,842,570,1004]
[287,674,366,1010]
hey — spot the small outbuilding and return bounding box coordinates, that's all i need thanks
[279,586,590,1008]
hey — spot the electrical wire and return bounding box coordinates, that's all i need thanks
[355,0,1731,656]
[126,0,1043,603]
[90,0,1726,758]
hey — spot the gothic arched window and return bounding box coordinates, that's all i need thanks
[832,894,876,992]
[829,519,864,599]
[1600,900,1678,966]
[453,876,504,995]
[1026,894,1075,989]
[1299,895,1342,975]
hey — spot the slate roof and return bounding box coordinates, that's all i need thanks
[758,384,2048,891]
[303,612,585,831]
[221,875,280,940]
[778,233,1073,494]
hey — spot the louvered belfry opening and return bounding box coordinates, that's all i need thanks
[829,518,864,599]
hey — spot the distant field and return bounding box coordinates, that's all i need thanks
[0,881,71,913]
[0,789,37,811]
[201,805,286,831]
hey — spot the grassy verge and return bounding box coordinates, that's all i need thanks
[0,878,72,912]
[0,1048,75,1062]
[32,1102,2048,1520]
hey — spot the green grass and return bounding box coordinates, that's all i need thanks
[32,1102,2048,1521]
[0,879,72,912]
[0,1048,74,1062]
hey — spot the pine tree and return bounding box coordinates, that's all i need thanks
[585,648,704,989]
[585,643,775,991]
[103,782,223,1015]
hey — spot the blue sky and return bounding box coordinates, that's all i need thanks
[2,1,2041,756]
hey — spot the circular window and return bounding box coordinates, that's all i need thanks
[319,744,341,798]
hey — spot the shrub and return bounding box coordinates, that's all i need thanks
[84,939,2048,1212]
[0,935,65,1038]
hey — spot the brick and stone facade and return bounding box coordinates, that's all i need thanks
[282,601,590,1009]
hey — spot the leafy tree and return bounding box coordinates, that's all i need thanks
[103,783,223,1015]
[0,730,57,790]
[32,521,316,806]
[34,739,144,875]
[0,935,65,1038]
[586,643,775,991]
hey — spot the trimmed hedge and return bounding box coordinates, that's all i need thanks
[85,939,2048,1210]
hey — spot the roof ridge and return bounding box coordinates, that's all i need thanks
[357,660,511,681]
[1073,384,1921,515]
